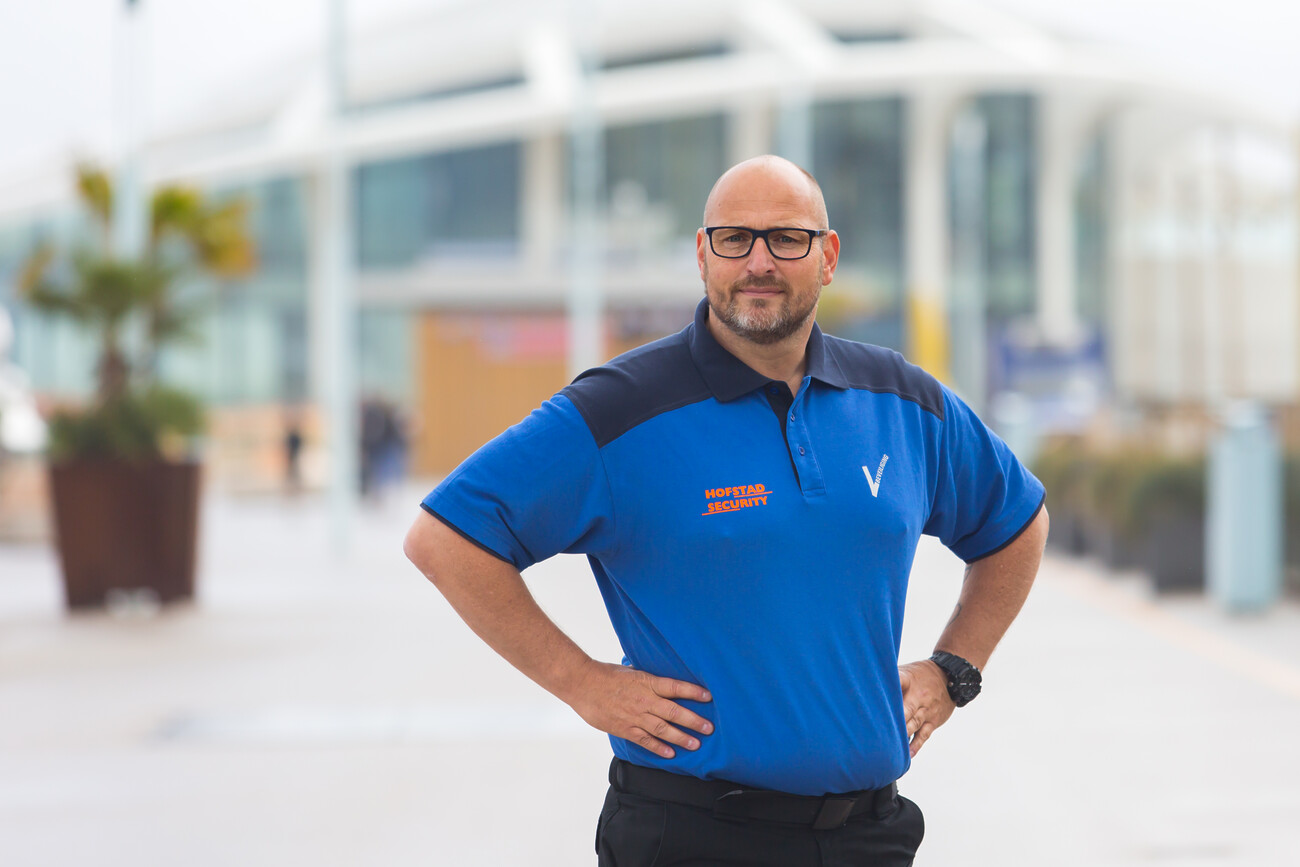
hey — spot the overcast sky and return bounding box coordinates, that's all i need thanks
[1,0,1297,179]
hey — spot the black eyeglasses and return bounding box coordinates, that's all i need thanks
[704,226,829,260]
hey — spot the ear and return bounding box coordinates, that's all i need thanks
[696,227,709,280]
[820,230,840,286]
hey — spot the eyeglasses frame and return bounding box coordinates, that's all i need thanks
[703,226,830,260]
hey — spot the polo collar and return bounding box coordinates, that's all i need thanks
[686,298,851,402]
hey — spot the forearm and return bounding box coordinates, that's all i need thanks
[934,506,1049,669]
[404,509,714,757]
[403,510,593,703]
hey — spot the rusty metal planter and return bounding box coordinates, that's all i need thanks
[48,460,201,610]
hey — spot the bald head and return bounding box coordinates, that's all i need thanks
[703,155,829,229]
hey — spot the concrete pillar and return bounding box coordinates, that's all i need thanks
[1154,167,1183,402]
[1035,95,1088,346]
[948,106,987,411]
[112,0,148,259]
[777,86,813,171]
[305,171,330,407]
[322,0,358,552]
[906,90,959,383]
[566,0,604,378]
[522,133,564,272]
[1197,130,1227,407]
[729,101,773,166]
[1109,109,1172,403]
[1107,115,1134,402]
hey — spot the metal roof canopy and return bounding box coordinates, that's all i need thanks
[1,0,1291,219]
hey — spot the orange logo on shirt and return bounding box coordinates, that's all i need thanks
[702,483,771,516]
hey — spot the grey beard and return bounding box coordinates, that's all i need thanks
[709,292,816,345]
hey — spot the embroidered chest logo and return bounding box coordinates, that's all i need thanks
[862,454,890,498]
[702,483,771,516]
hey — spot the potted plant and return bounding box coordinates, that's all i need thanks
[1079,447,1150,572]
[17,165,255,610]
[1115,453,1207,594]
[1031,437,1092,556]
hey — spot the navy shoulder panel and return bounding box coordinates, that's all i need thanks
[560,330,713,448]
[824,335,945,420]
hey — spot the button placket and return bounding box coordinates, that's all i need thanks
[787,395,826,496]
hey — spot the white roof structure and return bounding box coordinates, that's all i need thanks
[1,0,1292,219]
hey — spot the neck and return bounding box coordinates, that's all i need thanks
[706,309,816,396]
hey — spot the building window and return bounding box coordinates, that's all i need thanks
[251,176,308,278]
[355,142,522,269]
[601,114,727,250]
[358,309,413,405]
[813,97,906,349]
[965,93,1038,322]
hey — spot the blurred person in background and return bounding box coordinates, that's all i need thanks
[359,396,386,499]
[405,155,1047,866]
[360,396,408,503]
[282,405,305,495]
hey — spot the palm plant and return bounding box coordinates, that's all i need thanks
[17,165,255,461]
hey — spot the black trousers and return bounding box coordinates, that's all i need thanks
[595,761,924,867]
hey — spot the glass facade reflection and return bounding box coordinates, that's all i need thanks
[355,142,522,269]
[976,94,1038,322]
[603,114,727,243]
[358,309,414,404]
[813,97,906,348]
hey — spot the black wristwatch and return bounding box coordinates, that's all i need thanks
[930,651,982,707]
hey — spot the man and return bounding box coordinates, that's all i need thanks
[405,155,1048,865]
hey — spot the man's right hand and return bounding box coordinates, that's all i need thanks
[564,661,714,759]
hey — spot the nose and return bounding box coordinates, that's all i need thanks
[745,235,777,273]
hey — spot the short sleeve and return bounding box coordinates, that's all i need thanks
[421,394,615,570]
[923,385,1045,563]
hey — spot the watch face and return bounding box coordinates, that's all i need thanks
[933,653,981,706]
[951,679,981,706]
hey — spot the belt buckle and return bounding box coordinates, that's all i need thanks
[812,797,856,831]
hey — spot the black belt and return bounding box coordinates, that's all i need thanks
[609,758,898,831]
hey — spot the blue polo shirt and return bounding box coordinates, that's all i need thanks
[423,299,1044,796]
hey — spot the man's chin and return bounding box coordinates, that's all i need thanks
[731,294,782,321]
[707,293,810,344]
[729,311,799,344]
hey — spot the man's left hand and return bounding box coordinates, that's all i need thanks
[898,660,955,757]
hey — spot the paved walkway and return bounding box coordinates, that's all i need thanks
[2,484,1299,866]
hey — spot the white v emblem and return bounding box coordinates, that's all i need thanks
[862,454,890,498]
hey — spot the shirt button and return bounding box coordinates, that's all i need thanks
[789,412,796,421]
[768,385,779,395]
[798,446,806,456]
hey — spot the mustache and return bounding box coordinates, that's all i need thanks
[732,277,788,292]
